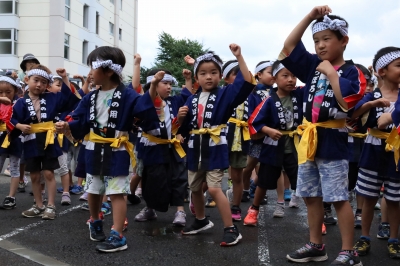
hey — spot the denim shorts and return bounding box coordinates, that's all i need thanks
[296,158,349,202]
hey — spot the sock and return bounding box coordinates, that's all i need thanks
[62,192,69,195]
[277,201,284,205]
[341,250,356,255]
[309,242,323,249]
[243,190,249,193]
[355,209,362,214]
[196,217,206,221]
[388,238,399,244]
[360,235,371,241]
[381,222,389,226]
[232,205,239,208]
[251,204,260,210]
[224,225,235,229]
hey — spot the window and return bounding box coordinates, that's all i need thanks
[95,12,99,34]
[65,0,70,21]
[64,33,70,59]
[82,41,88,64]
[109,22,114,35]
[109,0,114,4]
[118,28,122,40]
[119,0,122,10]
[0,0,18,14]
[83,5,89,28]
[0,29,17,55]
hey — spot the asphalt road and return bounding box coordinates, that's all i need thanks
[0,174,398,266]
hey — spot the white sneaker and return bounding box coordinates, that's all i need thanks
[23,175,29,185]
[288,194,300,208]
[273,203,285,218]
[172,211,186,227]
[225,188,233,205]
[135,187,142,198]
[79,192,88,201]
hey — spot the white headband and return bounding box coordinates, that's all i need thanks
[52,75,62,81]
[0,76,22,89]
[312,15,348,37]
[254,61,273,74]
[92,59,123,77]
[370,75,378,84]
[146,74,178,85]
[272,63,285,77]
[194,53,222,74]
[222,62,239,79]
[375,51,400,72]
[27,69,53,84]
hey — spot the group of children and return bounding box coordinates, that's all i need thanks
[0,4,399,265]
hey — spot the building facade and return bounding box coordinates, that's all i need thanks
[0,0,138,80]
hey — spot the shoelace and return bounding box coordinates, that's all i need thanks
[297,245,312,254]
[335,254,351,263]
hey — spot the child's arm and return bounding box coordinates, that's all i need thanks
[0,97,11,105]
[56,68,70,88]
[132,54,141,89]
[178,106,189,126]
[79,72,91,95]
[352,98,389,119]
[229,43,252,83]
[183,69,193,91]
[283,5,331,55]
[149,71,165,102]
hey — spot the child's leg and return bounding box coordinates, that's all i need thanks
[333,201,356,250]
[381,197,388,222]
[30,171,44,207]
[230,167,243,206]
[8,155,21,198]
[58,152,70,193]
[386,199,399,239]
[276,173,284,202]
[85,174,104,220]
[252,163,281,207]
[304,197,324,244]
[208,186,232,227]
[242,156,258,190]
[130,173,141,193]
[109,194,126,234]
[188,170,206,219]
[284,172,290,190]
[43,170,56,206]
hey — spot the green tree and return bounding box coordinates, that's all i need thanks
[140,66,150,85]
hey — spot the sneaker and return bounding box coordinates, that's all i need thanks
[23,175,29,185]
[172,211,186,227]
[107,197,111,202]
[89,219,106,242]
[205,198,216,208]
[243,207,259,226]
[61,193,71,206]
[331,251,362,265]
[286,244,328,263]
[322,223,327,235]
[86,212,105,225]
[289,193,300,208]
[273,203,285,218]
[79,192,88,201]
[241,191,250,202]
[17,182,26,193]
[42,205,56,220]
[354,213,362,229]
[81,202,89,210]
[227,179,233,189]
[284,189,291,201]
[388,241,400,259]
[377,223,390,239]
[70,185,84,195]
[231,206,242,221]
[189,191,195,216]
[260,195,268,205]
[22,205,45,217]
[353,237,371,256]
[182,218,214,235]
[374,202,381,210]
[225,188,233,205]
[111,218,129,232]
[96,230,127,253]
[134,207,157,222]
[101,202,111,216]
[135,187,142,198]
[127,194,141,205]
[324,210,337,225]
[220,225,242,246]
[2,196,16,209]
[57,185,73,193]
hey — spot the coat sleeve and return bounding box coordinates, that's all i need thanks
[248,98,271,135]
[56,82,81,114]
[68,95,90,140]
[340,66,367,110]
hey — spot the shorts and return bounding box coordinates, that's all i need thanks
[348,162,358,191]
[258,153,297,190]
[0,154,20,177]
[188,165,223,192]
[25,156,60,172]
[20,151,26,164]
[355,168,400,202]
[136,158,144,177]
[56,152,69,177]
[84,173,130,195]
[296,158,349,202]
[67,145,80,170]
[229,151,247,168]
[248,142,262,158]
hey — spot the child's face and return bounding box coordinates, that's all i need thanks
[25,75,50,96]
[48,79,62,93]
[365,81,374,94]
[313,30,348,63]
[382,58,400,84]
[195,62,222,91]
[25,60,37,72]
[156,80,172,99]
[275,68,296,93]
[257,66,275,86]
[91,67,112,86]
[224,72,237,85]
[0,83,16,101]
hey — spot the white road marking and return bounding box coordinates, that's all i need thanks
[258,205,272,266]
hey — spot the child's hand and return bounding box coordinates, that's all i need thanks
[55,121,69,133]
[16,124,31,134]
[184,55,195,66]
[377,113,392,129]
[134,54,142,66]
[182,69,192,80]
[151,71,165,85]
[372,98,390,108]
[178,106,189,119]
[316,60,335,76]
[229,43,241,57]
[266,128,282,141]
[0,97,11,105]
[56,68,67,78]
[308,5,331,20]
[176,134,184,143]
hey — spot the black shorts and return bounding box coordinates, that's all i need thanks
[258,153,298,190]
[348,162,358,191]
[25,156,60,172]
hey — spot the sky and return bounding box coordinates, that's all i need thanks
[137,0,400,75]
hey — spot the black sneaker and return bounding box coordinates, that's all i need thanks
[181,218,214,235]
[89,219,106,242]
[324,210,337,225]
[388,241,400,259]
[353,237,370,256]
[286,244,328,263]
[354,213,362,229]
[2,196,16,209]
[260,195,268,205]
[17,182,25,193]
[96,230,127,253]
[241,191,250,202]
[331,251,362,265]
[127,194,141,205]
[220,225,242,246]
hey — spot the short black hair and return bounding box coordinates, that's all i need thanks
[254,60,271,81]
[87,46,126,84]
[271,60,284,77]
[194,51,223,77]
[143,68,172,92]
[372,46,400,73]
[312,14,349,40]
[354,63,371,82]
[222,60,239,79]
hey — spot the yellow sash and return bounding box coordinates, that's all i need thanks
[296,118,346,164]
[0,123,10,148]
[348,132,368,139]
[370,128,400,170]
[190,124,227,144]
[88,131,136,168]
[30,121,55,149]
[141,132,186,158]
[228,117,250,141]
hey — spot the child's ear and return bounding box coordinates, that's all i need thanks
[377,68,385,78]
[24,76,29,83]
[341,36,349,48]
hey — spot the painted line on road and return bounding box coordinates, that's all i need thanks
[258,205,272,266]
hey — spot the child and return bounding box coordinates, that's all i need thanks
[0,76,23,209]
[280,5,365,264]
[353,46,400,259]
[178,44,254,246]
[244,61,302,225]
[56,46,155,252]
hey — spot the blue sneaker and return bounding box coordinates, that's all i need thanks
[81,202,89,210]
[101,202,111,216]
[89,219,106,242]
[284,189,291,201]
[57,185,74,193]
[249,179,256,199]
[96,230,127,252]
[377,223,390,239]
[70,185,84,195]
